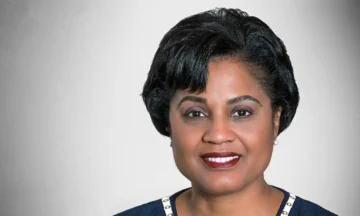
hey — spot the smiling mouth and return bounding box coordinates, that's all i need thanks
[201,152,241,169]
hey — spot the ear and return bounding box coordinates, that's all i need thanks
[165,125,172,138]
[273,107,282,139]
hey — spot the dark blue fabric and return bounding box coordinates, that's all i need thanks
[114,187,337,216]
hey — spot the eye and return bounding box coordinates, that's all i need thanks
[186,110,205,118]
[232,109,252,117]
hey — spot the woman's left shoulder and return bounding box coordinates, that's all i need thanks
[286,190,337,216]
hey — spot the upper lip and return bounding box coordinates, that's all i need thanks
[201,152,240,158]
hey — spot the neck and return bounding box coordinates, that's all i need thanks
[181,175,282,216]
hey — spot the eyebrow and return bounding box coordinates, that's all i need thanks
[228,95,263,107]
[177,95,262,108]
[177,96,207,108]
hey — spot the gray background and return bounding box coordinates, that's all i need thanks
[0,0,359,215]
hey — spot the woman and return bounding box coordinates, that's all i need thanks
[116,8,336,216]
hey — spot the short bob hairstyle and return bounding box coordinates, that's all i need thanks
[142,8,299,137]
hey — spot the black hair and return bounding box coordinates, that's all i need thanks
[142,8,300,137]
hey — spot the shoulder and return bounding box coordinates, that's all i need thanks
[113,199,163,216]
[114,188,189,216]
[293,196,337,216]
[274,186,337,216]
[290,193,337,215]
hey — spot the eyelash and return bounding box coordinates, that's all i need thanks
[232,109,253,118]
[184,108,253,119]
[184,110,207,118]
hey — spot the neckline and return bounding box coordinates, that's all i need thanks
[274,186,290,216]
[168,186,292,216]
[169,188,189,216]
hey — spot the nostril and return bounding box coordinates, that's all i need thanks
[202,120,236,144]
[202,131,235,144]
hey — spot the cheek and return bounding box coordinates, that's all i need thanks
[235,114,275,161]
[169,115,205,177]
[170,113,207,148]
[171,136,199,182]
[171,125,203,160]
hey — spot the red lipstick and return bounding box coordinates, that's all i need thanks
[201,152,240,169]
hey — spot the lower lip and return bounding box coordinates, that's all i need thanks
[201,157,240,169]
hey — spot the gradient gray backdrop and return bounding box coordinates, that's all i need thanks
[0,0,359,215]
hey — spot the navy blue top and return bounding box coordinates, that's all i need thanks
[115,187,337,216]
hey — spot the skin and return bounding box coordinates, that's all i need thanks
[168,57,284,216]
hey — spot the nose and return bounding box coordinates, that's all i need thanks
[202,117,235,145]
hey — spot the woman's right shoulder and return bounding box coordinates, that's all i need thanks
[114,188,188,216]
[113,199,164,216]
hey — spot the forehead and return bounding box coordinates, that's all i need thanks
[207,58,256,92]
[172,58,269,104]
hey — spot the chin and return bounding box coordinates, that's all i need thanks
[195,176,246,196]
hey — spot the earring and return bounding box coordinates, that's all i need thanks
[274,139,279,145]
[170,141,172,147]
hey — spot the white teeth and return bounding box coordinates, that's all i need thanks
[204,156,239,163]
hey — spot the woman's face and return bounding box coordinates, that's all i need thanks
[169,57,281,195]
